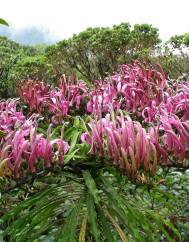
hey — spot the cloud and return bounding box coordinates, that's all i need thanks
[0,25,59,45]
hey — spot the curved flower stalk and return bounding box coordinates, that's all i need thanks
[87,83,120,116]
[49,90,70,122]
[163,85,189,120]
[138,79,189,123]
[18,63,172,123]
[49,77,87,122]
[0,120,69,177]
[158,114,189,163]
[18,76,88,121]
[142,89,189,123]
[58,75,88,109]
[0,99,25,134]
[82,109,189,178]
[18,80,50,113]
[81,111,158,178]
[146,113,189,168]
[86,62,170,119]
[113,62,169,113]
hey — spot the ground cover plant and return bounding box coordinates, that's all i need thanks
[0,61,189,241]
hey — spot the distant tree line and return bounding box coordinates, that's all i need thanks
[0,22,189,98]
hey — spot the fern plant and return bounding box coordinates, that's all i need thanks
[0,118,181,242]
[0,167,181,242]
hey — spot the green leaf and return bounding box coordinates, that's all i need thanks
[1,177,85,241]
[69,131,81,153]
[56,200,83,242]
[87,193,100,242]
[73,116,80,128]
[100,175,175,241]
[51,125,62,139]
[64,148,80,164]
[0,130,6,138]
[0,18,9,26]
[83,170,100,204]
[97,206,116,242]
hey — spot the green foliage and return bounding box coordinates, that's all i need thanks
[169,32,189,49]
[169,35,184,49]
[160,32,189,78]
[0,37,25,97]
[0,18,9,26]
[129,24,161,60]
[1,167,183,241]
[0,38,54,98]
[10,55,53,81]
[45,23,160,81]
[183,32,189,46]
[153,54,189,79]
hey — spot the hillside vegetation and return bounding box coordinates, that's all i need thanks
[0,22,189,242]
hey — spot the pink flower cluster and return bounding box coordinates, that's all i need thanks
[0,117,69,177]
[142,81,189,123]
[2,61,189,178]
[85,63,189,136]
[81,110,189,177]
[18,75,88,121]
[0,99,25,134]
[86,81,121,116]
[81,112,158,177]
[18,80,50,113]
[86,62,168,117]
[18,62,189,126]
[49,75,87,122]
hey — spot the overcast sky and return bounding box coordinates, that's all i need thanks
[0,0,189,44]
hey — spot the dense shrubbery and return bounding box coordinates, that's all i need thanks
[0,62,189,241]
